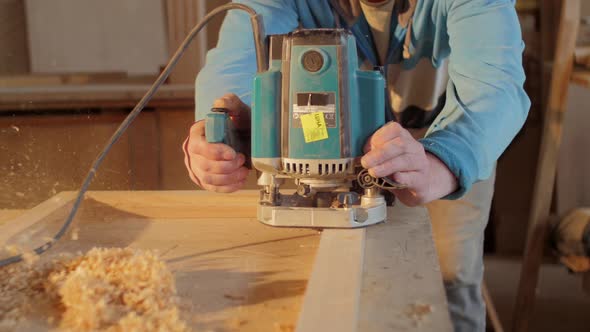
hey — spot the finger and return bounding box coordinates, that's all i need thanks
[361,140,404,169]
[363,138,372,154]
[192,153,245,174]
[367,153,425,177]
[189,120,205,138]
[213,93,251,129]
[188,135,237,161]
[368,122,405,148]
[391,171,420,188]
[201,180,247,193]
[197,167,250,186]
[213,93,250,114]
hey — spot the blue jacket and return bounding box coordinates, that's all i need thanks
[194,0,530,198]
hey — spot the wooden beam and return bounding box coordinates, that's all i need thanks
[296,203,452,332]
[165,0,208,84]
[0,84,194,111]
[296,229,365,332]
[512,1,581,331]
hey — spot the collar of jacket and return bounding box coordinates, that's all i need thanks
[329,0,417,28]
[328,0,417,63]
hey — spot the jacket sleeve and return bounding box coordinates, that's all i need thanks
[419,0,531,199]
[194,0,299,121]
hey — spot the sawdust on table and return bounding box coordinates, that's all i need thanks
[0,247,189,331]
[405,302,434,327]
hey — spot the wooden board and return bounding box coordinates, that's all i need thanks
[295,200,451,332]
[1,190,450,331]
[0,0,29,75]
[0,209,25,226]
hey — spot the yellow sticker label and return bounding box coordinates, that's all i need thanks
[300,111,329,143]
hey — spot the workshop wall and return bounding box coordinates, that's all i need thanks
[25,0,168,75]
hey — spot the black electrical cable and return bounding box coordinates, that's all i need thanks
[0,3,266,267]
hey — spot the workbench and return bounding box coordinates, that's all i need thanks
[0,190,451,332]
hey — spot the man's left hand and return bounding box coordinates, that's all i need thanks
[361,122,458,206]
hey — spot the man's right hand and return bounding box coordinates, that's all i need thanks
[183,94,250,193]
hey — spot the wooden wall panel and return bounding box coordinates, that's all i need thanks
[25,0,168,75]
[0,0,29,75]
[164,0,230,84]
[0,111,159,209]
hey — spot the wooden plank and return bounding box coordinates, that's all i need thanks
[571,68,590,88]
[0,210,26,227]
[0,191,76,246]
[0,73,158,88]
[296,228,365,332]
[0,0,29,75]
[1,191,320,332]
[297,202,451,332]
[358,203,452,332]
[0,84,194,111]
[165,0,208,84]
[512,1,581,331]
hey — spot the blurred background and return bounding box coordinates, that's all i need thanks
[0,0,589,330]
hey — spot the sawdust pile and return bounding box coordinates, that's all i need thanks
[0,247,189,332]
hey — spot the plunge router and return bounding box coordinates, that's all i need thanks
[206,29,405,228]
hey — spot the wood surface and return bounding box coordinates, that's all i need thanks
[357,203,452,332]
[296,228,365,332]
[0,84,194,111]
[1,190,449,332]
[296,202,452,332]
[571,68,590,88]
[2,191,320,332]
[513,1,581,331]
[0,210,25,227]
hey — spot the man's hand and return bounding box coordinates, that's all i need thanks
[183,94,250,193]
[361,122,458,206]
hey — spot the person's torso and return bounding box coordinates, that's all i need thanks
[294,0,451,133]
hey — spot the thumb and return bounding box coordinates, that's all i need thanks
[213,93,251,130]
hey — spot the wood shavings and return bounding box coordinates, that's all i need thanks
[0,247,190,332]
[405,302,433,326]
[70,227,79,241]
[274,322,295,332]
